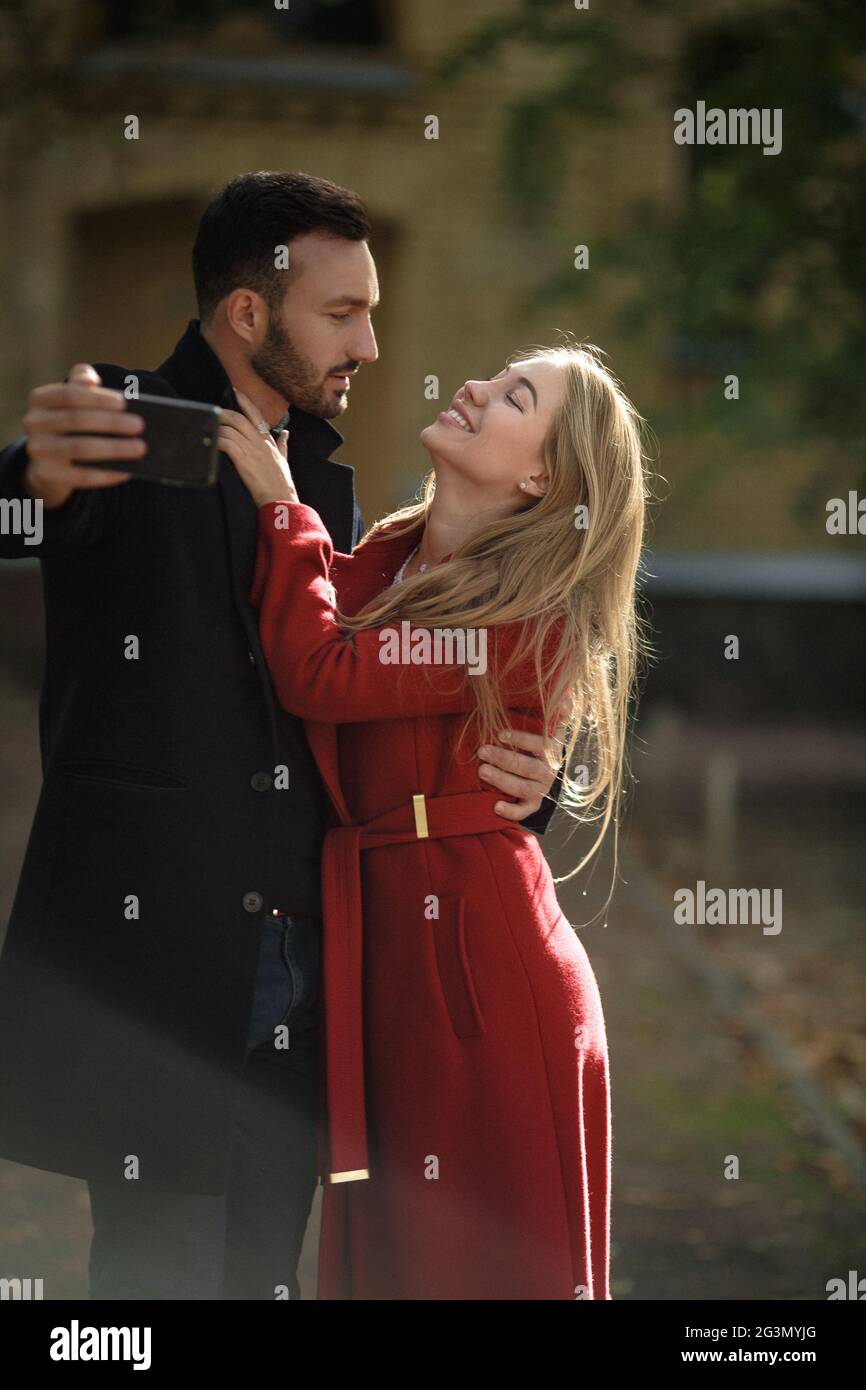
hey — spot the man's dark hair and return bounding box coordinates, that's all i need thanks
[192,170,372,322]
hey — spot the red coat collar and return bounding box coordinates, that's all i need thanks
[331,525,422,617]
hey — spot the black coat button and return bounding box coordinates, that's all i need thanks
[243,891,264,914]
[248,650,256,665]
[251,771,272,791]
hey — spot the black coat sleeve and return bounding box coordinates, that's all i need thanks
[0,436,128,560]
[0,364,131,560]
[352,501,365,549]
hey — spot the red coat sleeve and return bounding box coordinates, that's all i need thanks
[250,500,558,726]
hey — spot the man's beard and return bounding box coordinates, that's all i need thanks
[251,310,347,419]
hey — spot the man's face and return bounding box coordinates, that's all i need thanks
[251,233,380,419]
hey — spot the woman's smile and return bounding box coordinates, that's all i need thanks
[438,406,475,433]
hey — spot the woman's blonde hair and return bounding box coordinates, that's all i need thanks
[338,338,654,916]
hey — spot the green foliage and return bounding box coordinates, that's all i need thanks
[432,0,866,479]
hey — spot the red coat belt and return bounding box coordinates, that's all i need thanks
[317,790,508,1185]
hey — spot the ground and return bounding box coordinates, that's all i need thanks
[0,676,863,1299]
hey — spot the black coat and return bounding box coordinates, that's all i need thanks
[0,319,556,1194]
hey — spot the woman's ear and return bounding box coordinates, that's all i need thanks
[522,472,549,498]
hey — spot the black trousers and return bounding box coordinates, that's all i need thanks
[87,912,321,1300]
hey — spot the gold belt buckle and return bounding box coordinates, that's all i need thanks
[412,793,429,839]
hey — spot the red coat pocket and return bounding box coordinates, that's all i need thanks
[432,896,485,1038]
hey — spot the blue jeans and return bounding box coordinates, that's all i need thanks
[87,912,322,1300]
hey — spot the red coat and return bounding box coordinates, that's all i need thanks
[251,501,612,1300]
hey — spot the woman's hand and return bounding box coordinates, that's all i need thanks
[218,388,299,508]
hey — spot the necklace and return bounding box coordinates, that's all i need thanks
[391,545,430,586]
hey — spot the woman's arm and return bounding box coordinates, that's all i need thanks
[250,499,558,727]
[218,393,564,815]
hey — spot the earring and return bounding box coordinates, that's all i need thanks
[519,480,528,491]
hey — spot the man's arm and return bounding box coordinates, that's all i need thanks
[0,435,123,560]
[476,728,564,834]
[0,364,142,560]
[519,756,563,834]
[351,500,365,549]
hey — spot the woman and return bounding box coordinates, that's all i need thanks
[220,340,651,1300]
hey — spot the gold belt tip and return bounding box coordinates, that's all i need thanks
[327,1168,370,1184]
[412,793,429,839]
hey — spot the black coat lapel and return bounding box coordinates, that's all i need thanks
[152,320,359,636]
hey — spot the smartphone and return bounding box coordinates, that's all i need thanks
[79,393,222,488]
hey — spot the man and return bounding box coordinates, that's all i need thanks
[0,171,560,1299]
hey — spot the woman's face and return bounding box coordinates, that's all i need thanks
[420,358,562,502]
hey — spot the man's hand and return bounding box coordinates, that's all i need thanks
[22,363,144,510]
[478,725,564,822]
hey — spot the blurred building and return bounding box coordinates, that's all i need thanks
[1,0,863,719]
